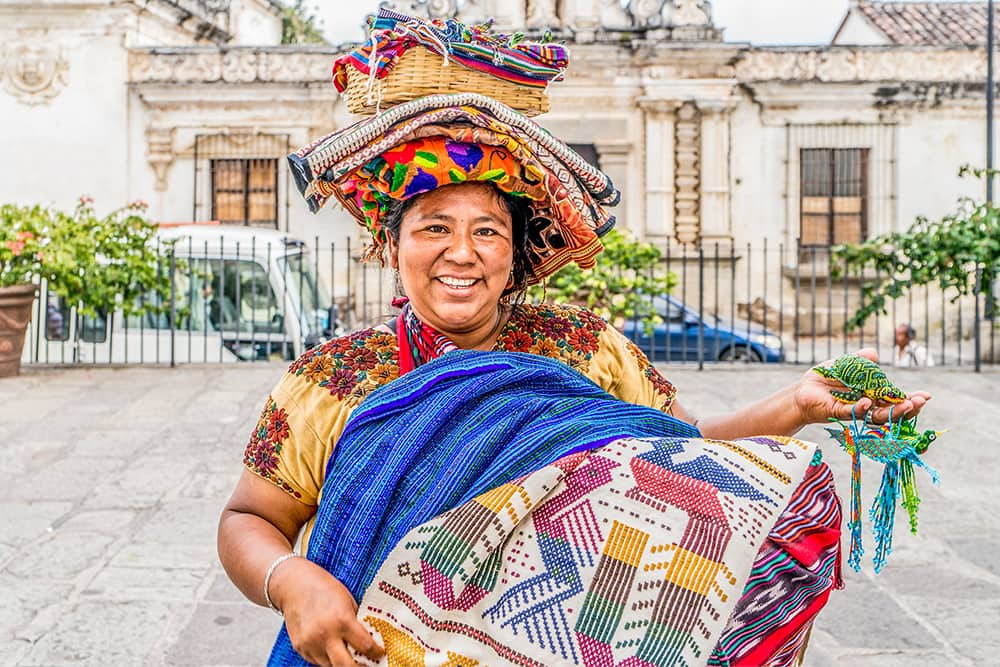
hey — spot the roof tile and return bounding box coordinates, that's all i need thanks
[856,1,993,46]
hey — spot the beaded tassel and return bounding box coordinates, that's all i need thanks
[824,408,940,572]
[900,459,920,533]
[869,457,899,573]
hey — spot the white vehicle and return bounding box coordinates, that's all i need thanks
[23,224,337,365]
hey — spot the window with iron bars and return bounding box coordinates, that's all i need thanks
[211,158,279,228]
[800,148,868,259]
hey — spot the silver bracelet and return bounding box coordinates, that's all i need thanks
[263,552,300,616]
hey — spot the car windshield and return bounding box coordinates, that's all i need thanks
[650,296,725,324]
[278,252,330,338]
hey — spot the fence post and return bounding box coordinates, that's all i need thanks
[975,265,982,373]
[697,244,704,371]
[169,249,177,369]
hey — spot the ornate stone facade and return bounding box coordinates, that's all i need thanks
[5,0,990,261]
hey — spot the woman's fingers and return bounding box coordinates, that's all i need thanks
[861,396,931,423]
[828,397,871,422]
[324,638,360,667]
[343,621,385,662]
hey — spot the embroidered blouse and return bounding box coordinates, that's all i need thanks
[243,303,677,548]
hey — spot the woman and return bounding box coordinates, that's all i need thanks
[218,95,929,667]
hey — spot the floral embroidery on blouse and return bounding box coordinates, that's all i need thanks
[244,397,301,498]
[288,328,399,403]
[498,304,605,371]
[625,339,677,410]
[247,304,680,501]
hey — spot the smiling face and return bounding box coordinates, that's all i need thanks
[387,182,515,346]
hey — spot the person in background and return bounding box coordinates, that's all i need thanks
[895,323,935,367]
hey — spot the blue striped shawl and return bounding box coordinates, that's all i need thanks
[269,351,699,666]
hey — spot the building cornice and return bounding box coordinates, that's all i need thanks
[736,45,984,83]
[128,46,342,84]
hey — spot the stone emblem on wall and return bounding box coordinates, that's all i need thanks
[2,42,69,105]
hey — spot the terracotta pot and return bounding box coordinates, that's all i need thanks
[0,283,37,377]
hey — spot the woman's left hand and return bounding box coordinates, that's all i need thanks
[794,348,932,427]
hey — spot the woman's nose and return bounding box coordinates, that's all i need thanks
[444,231,476,262]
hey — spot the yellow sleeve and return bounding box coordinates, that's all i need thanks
[242,373,353,506]
[584,324,678,412]
[242,328,401,505]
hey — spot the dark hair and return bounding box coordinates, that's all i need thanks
[381,183,536,303]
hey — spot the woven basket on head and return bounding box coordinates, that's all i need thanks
[343,47,551,117]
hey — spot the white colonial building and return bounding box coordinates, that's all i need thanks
[2,0,992,346]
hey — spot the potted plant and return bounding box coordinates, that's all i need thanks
[0,197,167,376]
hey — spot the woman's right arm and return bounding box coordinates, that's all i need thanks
[218,470,384,666]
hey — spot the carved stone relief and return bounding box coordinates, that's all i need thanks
[737,48,984,83]
[629,0,668,28]
[673,0,711,26]
[1,42,69,105]
[193,132,289,159]
[386,0,463,19]
[128,49,336,84]
[146,127,176,192]
[526,0,559,28]
[673,101,700,244]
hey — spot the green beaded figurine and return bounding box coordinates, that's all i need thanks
[812,354,907,404]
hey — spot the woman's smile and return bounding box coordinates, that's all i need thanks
[437,276,479,290]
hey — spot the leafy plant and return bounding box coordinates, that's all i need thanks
[1,204,47,287]
[832,166,999,329]
[1,197,170,316]
[529,229,677,332]
[280,0,326,45]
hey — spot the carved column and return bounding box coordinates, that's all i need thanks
[594,141,632,230]
[638,99,679,239]
[146,127,176,192]
[673,101,701,244]
[698,100,734,244]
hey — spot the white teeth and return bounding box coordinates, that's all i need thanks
[439,277,476,288]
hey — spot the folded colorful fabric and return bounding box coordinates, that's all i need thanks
[332,8,569,93]
[356,434,817,666]
[267,351,823,666]
[287,93,619,282]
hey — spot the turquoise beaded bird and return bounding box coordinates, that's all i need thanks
[812,354,907,404]
[825,410,941,573]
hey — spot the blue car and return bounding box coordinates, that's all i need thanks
[622,295,785,363]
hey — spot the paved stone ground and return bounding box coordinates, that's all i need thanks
[1,362,997,666]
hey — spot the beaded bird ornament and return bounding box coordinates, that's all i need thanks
[815,355,942,572]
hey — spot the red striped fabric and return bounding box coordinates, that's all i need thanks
[709,461,843,666]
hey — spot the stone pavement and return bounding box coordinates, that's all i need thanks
[0,362,997,666]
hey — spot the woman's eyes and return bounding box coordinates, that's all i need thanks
[421,225,502,236]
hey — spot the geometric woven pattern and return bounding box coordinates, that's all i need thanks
[356,435,816,666]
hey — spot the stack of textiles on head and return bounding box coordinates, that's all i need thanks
[333,8,568,116]
[287,92,620,280]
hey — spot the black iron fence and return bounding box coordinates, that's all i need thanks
[20,234,997,369]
